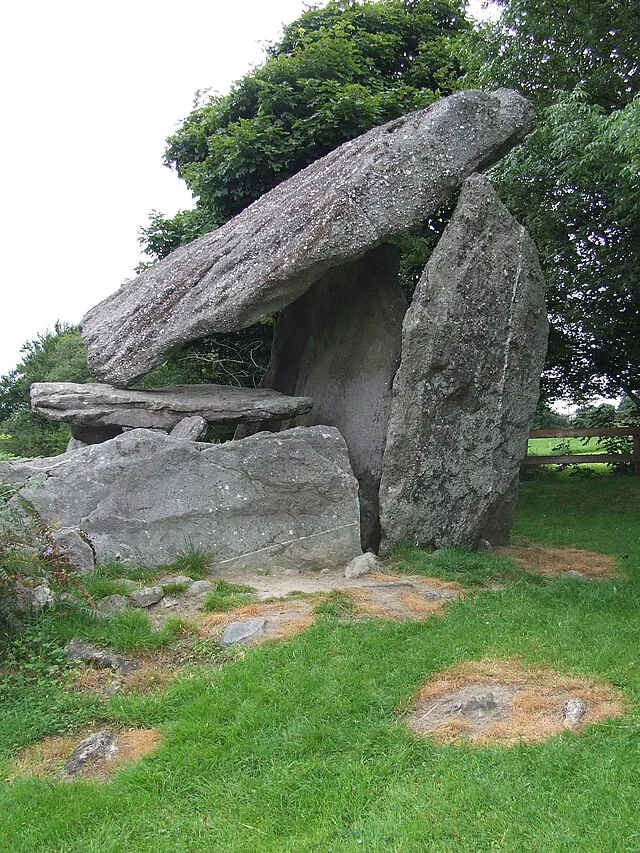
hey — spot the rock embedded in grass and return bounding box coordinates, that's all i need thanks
[97,594,130,614]
[129,586,165,608]
[64,731,119,776]
[221,618,267,647]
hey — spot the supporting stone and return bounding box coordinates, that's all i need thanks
[379,174,548,552]
[240,245,407,551]
[0,426,361,571]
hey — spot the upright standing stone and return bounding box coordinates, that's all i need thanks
[241,245,407,551]
[379,174,548,552]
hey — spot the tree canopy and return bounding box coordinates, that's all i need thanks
[140,0,471,260]
[465,0,639,406]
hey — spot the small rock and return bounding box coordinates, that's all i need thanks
[15,582,54,611]
[97,594,130,614]
[476,539,493,553]
[170,415,208,441]
[129,586,165,607]
[161,597,179,608]
[460,693,498,719]
[345,552,384,579]
[64,638,139,674]
[64,730,119,775]
[284,568,301,576]
[105,679,123,697]
[221,618,267,647]
[563,697,588,728]
[561,570,591,581]
[54,528,95,573]
[186,580,214,597]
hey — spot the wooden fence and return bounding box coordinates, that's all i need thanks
[522,427,640,477]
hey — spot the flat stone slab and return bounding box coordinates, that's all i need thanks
[220,618,267,647]
[30,382,314,432]
[81,89,534,386]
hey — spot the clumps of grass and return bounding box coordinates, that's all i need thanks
[161,581,191,596]
[91,561,157,584]
[170,544,213,580]
[391,545,525,586]
[203,581,257,613]
[314,590,356,618]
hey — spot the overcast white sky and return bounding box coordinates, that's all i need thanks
[0,0,492,377]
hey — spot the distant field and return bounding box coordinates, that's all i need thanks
[527,437,602,456]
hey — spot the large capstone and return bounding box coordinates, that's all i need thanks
[30,382,313,442]
[0,427,361,571]
[239,245,407,551]
[81,89,535,387]
[379,174,548,552]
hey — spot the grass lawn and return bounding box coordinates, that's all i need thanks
[1,473,639,851]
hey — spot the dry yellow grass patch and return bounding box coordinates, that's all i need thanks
[497,545,619,579]
[198,599,316,642]
[405,658,625,747]
[7,728,162,782]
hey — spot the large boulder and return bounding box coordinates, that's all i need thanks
[240,245,407,551]
[30,383,313,441]
[81,89,535,387]
[379,174,548,552]
[0,427,361,571]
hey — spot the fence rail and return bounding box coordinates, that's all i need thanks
[523,427,640,476]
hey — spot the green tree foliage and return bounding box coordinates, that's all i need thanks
[464,0,639,405]
[0,326,93,458]
[140,0,471,260]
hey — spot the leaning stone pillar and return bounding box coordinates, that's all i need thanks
[379,174,548,553]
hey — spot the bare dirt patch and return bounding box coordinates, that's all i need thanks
[497,545,619,579]
[7,728,162,782]
[349,576,460,621]
[404,658,625,746]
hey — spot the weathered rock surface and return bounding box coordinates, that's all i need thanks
[0,426,361,571]
[30,383,313,438]
[563,697,588,728]
[97,594,130,614]
[53,528,95,573]
[221,618,267,647]
[81,89,535,387]
[345,552,384,579]
[15,582,54,611]
[186,580,215,597]
[379,174,548,551]
[170,415,208,441]
[241,245,407,550]
[129,586,165,608]
[65,639,139,673]
[64,731,119,776]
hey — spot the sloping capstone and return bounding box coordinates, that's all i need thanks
[81,89,535,387]
[0,426,361,571]
[238,245,407,552]
[379,174,548,552]
[30,382,313,442]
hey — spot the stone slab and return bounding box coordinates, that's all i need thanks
[0,426,361,571]
[81,89,534,386]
